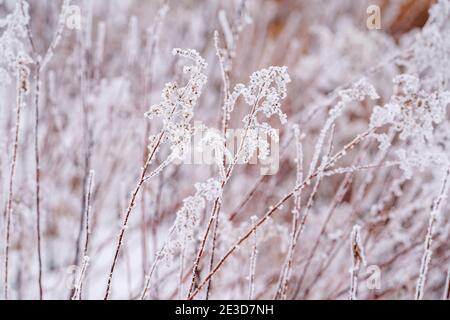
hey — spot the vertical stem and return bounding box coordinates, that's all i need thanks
[72,25,92,298]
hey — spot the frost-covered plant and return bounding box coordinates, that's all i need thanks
[0,1,32,85]
[349,225,365,300]
[145,48,207,171]
[4,59,31,300]
[197,127,233,180]
[174,179,221,244]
